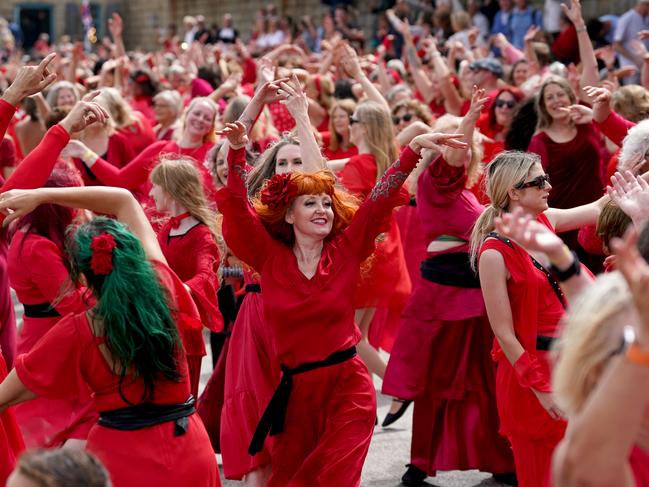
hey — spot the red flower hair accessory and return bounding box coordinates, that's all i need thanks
[260,173,298,209]
[90,233,117,275]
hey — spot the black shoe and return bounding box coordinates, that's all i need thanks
[401,464,427,487]
[493,472,518,486]
[382,399,412,427]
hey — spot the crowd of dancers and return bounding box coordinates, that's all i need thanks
[0,0,649,485]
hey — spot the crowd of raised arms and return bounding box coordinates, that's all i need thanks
[1,0,649,486]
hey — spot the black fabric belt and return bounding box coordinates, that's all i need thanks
[536,335,556,351]
[245,283,261,293]
[248,346,357,455]
[98,396,195,436]
[23,302,61,318]
[420,252,481,288]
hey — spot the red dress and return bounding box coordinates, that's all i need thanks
[8,231,96,447]
[479,216,567,487]
[215,145,423,486]
[158,218,223,398]
[0,113,74,483]
[321,132,358,161]
[219,276,279,480]
[117,113,156,155]
[383,155,514,476]
[339,153,412,350]
[14,261,220,487]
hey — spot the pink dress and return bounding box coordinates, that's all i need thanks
[383,155,514,475]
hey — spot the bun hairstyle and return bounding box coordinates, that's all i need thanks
[67,217,183,402]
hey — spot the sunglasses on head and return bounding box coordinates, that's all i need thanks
[495,99,516,109]
[349,115,360,125]
[515,174,551,190]
[393,113,414,125]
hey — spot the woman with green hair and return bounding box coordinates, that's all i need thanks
[0,186,220,487]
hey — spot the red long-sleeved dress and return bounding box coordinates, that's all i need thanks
[339,153,412,351]
[478,216,567,487]
[158,218,223,398]
[8,231,96,447]
[0,101,74,484]
[14,261,220,487]
[383,155,514,476]
[216,145,424,485]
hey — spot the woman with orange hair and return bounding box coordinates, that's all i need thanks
[215,117,466,485]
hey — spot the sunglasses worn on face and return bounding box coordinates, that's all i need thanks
[515,174,551,190]
[495,99,516,109]
[393,113,414,125]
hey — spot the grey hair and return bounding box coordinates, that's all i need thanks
[46,81,80,108]
[619,119,649,172]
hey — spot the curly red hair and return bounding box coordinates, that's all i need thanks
[252,170,359,245]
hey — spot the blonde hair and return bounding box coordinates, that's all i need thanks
[535,76,577,129]
[328,98,356,152]
[306,74,334,111]
[392,99,434,126]
[150,157,219,237]
[96,87,136,129]
[469,151,539,269]
[180,97,218,144]
[553,272,630,415]
[355,100,398,180]
[619,119,649,173]
[451,11,472,31]
[611,84,649,123]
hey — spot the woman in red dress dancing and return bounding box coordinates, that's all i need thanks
[216,116,467,486]
[0,185,220,487]
[472,150,608,486]
[383,89,515,486]
[150,157,223,397]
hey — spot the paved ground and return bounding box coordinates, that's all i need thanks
[13,293,506,487]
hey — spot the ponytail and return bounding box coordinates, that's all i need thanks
[470,205,499,271]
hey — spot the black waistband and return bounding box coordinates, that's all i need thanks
[245,283,261,294]
[23,302,61,318]
[536,335,556,351]
[98,396,195,436]
[248,346,357,455]
[420,252,481,288]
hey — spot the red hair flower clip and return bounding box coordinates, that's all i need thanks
[90,233,117,275]
[260,173,298,209]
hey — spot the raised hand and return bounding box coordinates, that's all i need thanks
[523,25,540,44]
[108,12,123,39]
[58,94,110,134]
[494,207,566,258]
[257,56,276,85]
[216,121,249,149]
[2,53,57,106]
[466,85,490,121]
[336,43,362,80]
[252,77,289,106]
[408,132,468,154]
[561,0,584,26]
[0,189,44,226]
[278,74,309,121]
[608,171,649,227]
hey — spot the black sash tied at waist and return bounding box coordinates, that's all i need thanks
[420,252,481,288]
[536,335,556,351]
[248,346,357,455]
[98,396,195,437]
[23,302,61,318]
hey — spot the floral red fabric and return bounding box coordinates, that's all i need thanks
[90,234,117,275]
[260,173,297,209]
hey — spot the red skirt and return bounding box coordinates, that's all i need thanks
[631,446,649,487]
[0,355,24,485]
[198,337,229,452]
[87,414,220,487]
[383,279,513,474]
[220,292,279,480]
[267,355,376,487]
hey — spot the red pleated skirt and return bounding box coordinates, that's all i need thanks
[383,278,514,474]
[0,355,24,485]
[87,414,220,487]
[220,292,279,480]
[267,355,376,487]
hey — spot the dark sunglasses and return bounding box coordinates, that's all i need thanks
[393,113,414,125]
[495,99,516,109]
[349,116,361,125]
[515,174,551,190]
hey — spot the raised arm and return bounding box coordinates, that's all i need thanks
[445,86,489,168]
[561,0,599,95]
[108,13,127,60]
[337,43,390,112]
[0,186,164,264]
[424,39,464,115]
[277,75,325,172]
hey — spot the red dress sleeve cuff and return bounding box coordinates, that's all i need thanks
[513,351,552,393]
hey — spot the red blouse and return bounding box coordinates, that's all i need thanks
[117,113,156,155]
[158,221,223,333]
[321,132,358,161]
[73,132,135,186]
[216,145,420,368]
